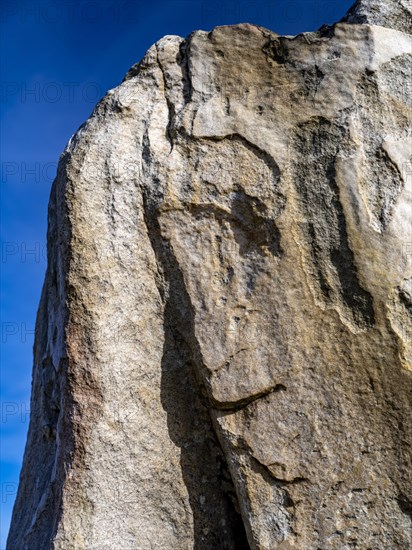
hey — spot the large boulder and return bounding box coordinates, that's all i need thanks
[8,1,412,548]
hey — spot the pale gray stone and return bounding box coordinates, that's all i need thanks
[342,0,412,34]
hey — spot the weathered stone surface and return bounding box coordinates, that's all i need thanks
[8,1,412,548]
[342,0,412,34]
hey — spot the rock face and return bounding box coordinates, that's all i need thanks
[8,1,412,549]
[342,0,412,33]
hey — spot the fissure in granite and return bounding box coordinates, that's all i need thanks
[141,188,250,548]
[292,116,376,329]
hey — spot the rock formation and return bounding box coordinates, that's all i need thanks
[7,0,412,548]
[343,0,412,33]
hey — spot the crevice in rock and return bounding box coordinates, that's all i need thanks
[169,132,285,258]
[155,35,194,153]
[176,37,193,104]
[41,357,60,442]
[212,384,287,412]
[372,147,403,230]
[255,460,305,487]
[292,116,375,329]
[231,190,284,257]
[313,65,325,100]
[197,133,281,180]
[155,44,176,152]
[180,199,283,259]
[398,285,412,316]
[396,493,412,520]
[263,36,291,66]
[140,187,250,549]
[354,73,406,231]
[235,438,308,487]
[246,452,300,539]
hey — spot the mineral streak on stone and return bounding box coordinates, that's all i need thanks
[7,0,412,548]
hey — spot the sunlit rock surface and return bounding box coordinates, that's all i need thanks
[8,0,412,548]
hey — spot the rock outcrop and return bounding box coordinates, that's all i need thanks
[342,0,412,33]
[8,1,412,548]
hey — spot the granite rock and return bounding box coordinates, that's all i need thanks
[8,0,412,548]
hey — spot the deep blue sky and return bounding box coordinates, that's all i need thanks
[0,0,354,546]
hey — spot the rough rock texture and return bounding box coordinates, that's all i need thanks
[8,1,412,549]
[342,0,412,33]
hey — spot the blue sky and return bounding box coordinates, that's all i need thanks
[0,0,354,546]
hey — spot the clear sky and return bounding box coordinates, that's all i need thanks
[0,0,354,546]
